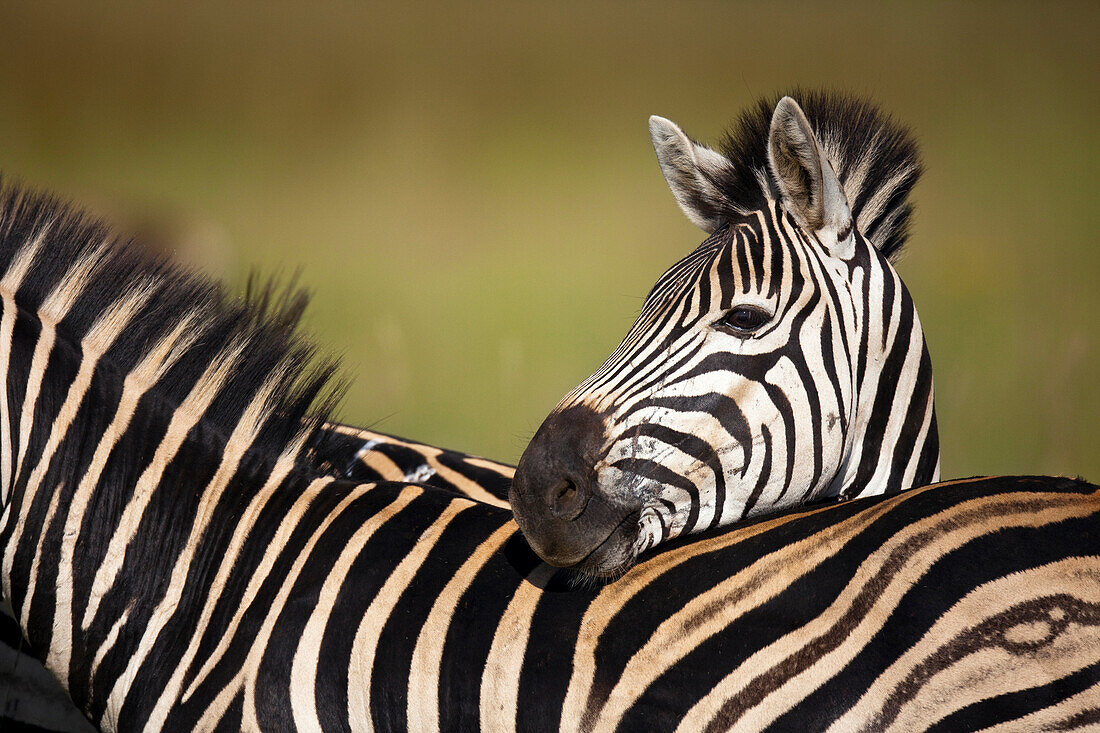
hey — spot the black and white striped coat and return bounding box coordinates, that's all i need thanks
[0,422,512,732]
[0,181,1096,732]
[512,93,940,577]
[0,93,1096,730]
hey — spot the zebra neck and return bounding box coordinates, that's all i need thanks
[833,310,939,499]
[0,290,320,707]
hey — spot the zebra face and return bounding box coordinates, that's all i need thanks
[512,94,939,576]
[513,211,866,574]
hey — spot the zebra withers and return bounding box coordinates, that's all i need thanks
[512,92,940,576]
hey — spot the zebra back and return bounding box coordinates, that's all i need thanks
[320,423,512,505]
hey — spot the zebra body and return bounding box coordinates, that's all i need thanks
[0,421,513,732]
[512,93,939,576]
[7,436,1099,728]
[0,91,1095,729]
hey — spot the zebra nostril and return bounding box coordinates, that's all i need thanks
[548,477,587,520]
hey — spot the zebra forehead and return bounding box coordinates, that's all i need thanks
[643,212,823,311]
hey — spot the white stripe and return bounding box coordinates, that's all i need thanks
[288,487,420,730]
[347,499,470,733]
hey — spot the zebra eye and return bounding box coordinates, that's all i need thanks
[717,305,770,335]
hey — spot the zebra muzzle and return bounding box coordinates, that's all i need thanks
[511,403,641,572]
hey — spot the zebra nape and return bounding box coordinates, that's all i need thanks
[511,92,938,576]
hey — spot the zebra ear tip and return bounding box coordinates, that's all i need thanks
[648,116,683,147]
[774,96,805,119]
[769,96,810,138]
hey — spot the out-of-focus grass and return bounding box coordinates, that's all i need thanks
[0,0,1095,478]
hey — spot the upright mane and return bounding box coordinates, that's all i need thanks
[0,183,342,472]
[705,90,922,260]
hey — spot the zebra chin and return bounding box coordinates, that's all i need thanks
[567,509,646,577]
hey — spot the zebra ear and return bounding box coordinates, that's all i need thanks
[767,97,854,254]
[649,115,730,233]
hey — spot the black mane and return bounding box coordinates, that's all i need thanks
[0,183,342,471]
[706,91,922,260]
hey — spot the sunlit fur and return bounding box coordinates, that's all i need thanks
[0,180,1094,730]
[513,92,938,575]
[560,202,938,556]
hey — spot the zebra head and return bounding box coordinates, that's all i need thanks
[511,93,940,576]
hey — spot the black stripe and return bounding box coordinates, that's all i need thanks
[926,658,1100,733]
[849,280,915,494]
[888,341,935,483]
[616,389,754,473]
[740,424,773,517]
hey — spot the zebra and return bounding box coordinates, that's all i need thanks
[6,471,1100,732]
[0,421,513,733]
[512,92,940,577]
[0,110,1095,729]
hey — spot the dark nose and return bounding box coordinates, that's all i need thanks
[511,404,614,566]
[546,475,588,520]
[513,404,604,518]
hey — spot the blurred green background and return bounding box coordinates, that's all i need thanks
[0,1,1095,479]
